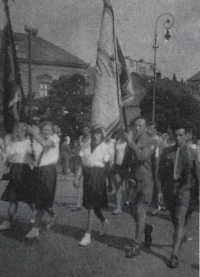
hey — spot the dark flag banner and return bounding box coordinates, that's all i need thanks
[116,39,134,106]
[0,0,25,134]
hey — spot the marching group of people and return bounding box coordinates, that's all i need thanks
[0,117,199,269]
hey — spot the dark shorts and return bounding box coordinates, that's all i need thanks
[129,177,154,205]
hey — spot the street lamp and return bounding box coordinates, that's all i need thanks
[152,13,174,122]
[24,25,38,120]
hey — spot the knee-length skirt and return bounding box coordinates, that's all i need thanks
[1,163,34,204]
[83,167,108,209]
[33,164,57,210]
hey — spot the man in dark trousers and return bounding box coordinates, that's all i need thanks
[124,117,162,258]
[158,122,192,268]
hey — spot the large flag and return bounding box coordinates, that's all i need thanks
[91,0,134,137]
[116,39,134,106]
[0,0,25,134]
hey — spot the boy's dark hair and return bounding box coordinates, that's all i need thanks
[132,116,149,126]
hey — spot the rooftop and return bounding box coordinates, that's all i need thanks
[0,30,90,68]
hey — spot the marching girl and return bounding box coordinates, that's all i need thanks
[25,121,60,238]
[0,123,34,231]
[79,125,112,246]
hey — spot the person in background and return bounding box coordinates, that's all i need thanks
[25,121,60,239]
[0,123,34,231]
[104,133,116,193]
[148,122,166,215]
[60,134,71,176]
[78,126,111,246]
[111,129,128,215]
[124,117,161,258]
[158,122,192,268]
[70,138,83,211]
[185,126,200,222]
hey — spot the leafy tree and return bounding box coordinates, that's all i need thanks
[140,88,200,134]
[31,73,93,138]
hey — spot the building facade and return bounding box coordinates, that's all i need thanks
[0,31,91,98]
[125,57,154,76]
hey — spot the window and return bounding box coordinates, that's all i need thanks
[37,74,52,98]
[140,67,146,75]
[39,83,49,98]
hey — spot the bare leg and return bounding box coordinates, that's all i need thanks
[86,209,95,234]
[172,205,188,256]
[112,173,123,213]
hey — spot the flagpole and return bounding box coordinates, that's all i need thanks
[111,3,128,133]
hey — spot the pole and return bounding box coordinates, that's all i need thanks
[28,30,32,121]
[112,8,128,132]
[152,30,158,122]
[151,13,174,122]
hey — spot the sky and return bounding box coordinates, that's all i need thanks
[0,0,199,81]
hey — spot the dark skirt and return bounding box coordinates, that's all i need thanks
[83,167,108,209]
[1,163,34,204]
[33,164,57,210]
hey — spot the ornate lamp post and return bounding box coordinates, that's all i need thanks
[24,25,38,120]
[152,13,174,122]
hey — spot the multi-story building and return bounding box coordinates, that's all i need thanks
[0,30,91,98]
[125,57,154,76]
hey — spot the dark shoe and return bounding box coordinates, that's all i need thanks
[125,246,140,258]
[144,224,153,248]
[170,254,179,268]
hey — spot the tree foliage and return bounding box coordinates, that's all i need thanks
[31,73,93,137]
[140,88,200,134]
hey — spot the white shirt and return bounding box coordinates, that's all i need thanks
[80,141,111,168]
[115,140,127,166]
[33,134,60,167]
[6,139,32,164]
[79,136,91,166]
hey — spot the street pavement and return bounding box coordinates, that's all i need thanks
[0,170,199,277]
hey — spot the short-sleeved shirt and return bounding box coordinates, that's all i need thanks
[6,139,32,164]
[33,134,60,167]
[79,141,111,168]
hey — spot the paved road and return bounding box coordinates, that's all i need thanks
[0,171,199,277]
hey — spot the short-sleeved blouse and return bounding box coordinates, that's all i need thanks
[33,134,60,167]
[6,139,32,164]
[79,141,111,168]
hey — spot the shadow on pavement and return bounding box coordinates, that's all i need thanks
[0,220,40,245]
[52,223,171,267]
[191,264,199,270]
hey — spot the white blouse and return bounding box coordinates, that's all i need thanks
[33,134,60,167]
[79,136,91,166]
[6,139,32,164]
[79,141,111,168]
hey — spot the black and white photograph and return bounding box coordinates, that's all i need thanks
[0,0,199,276]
